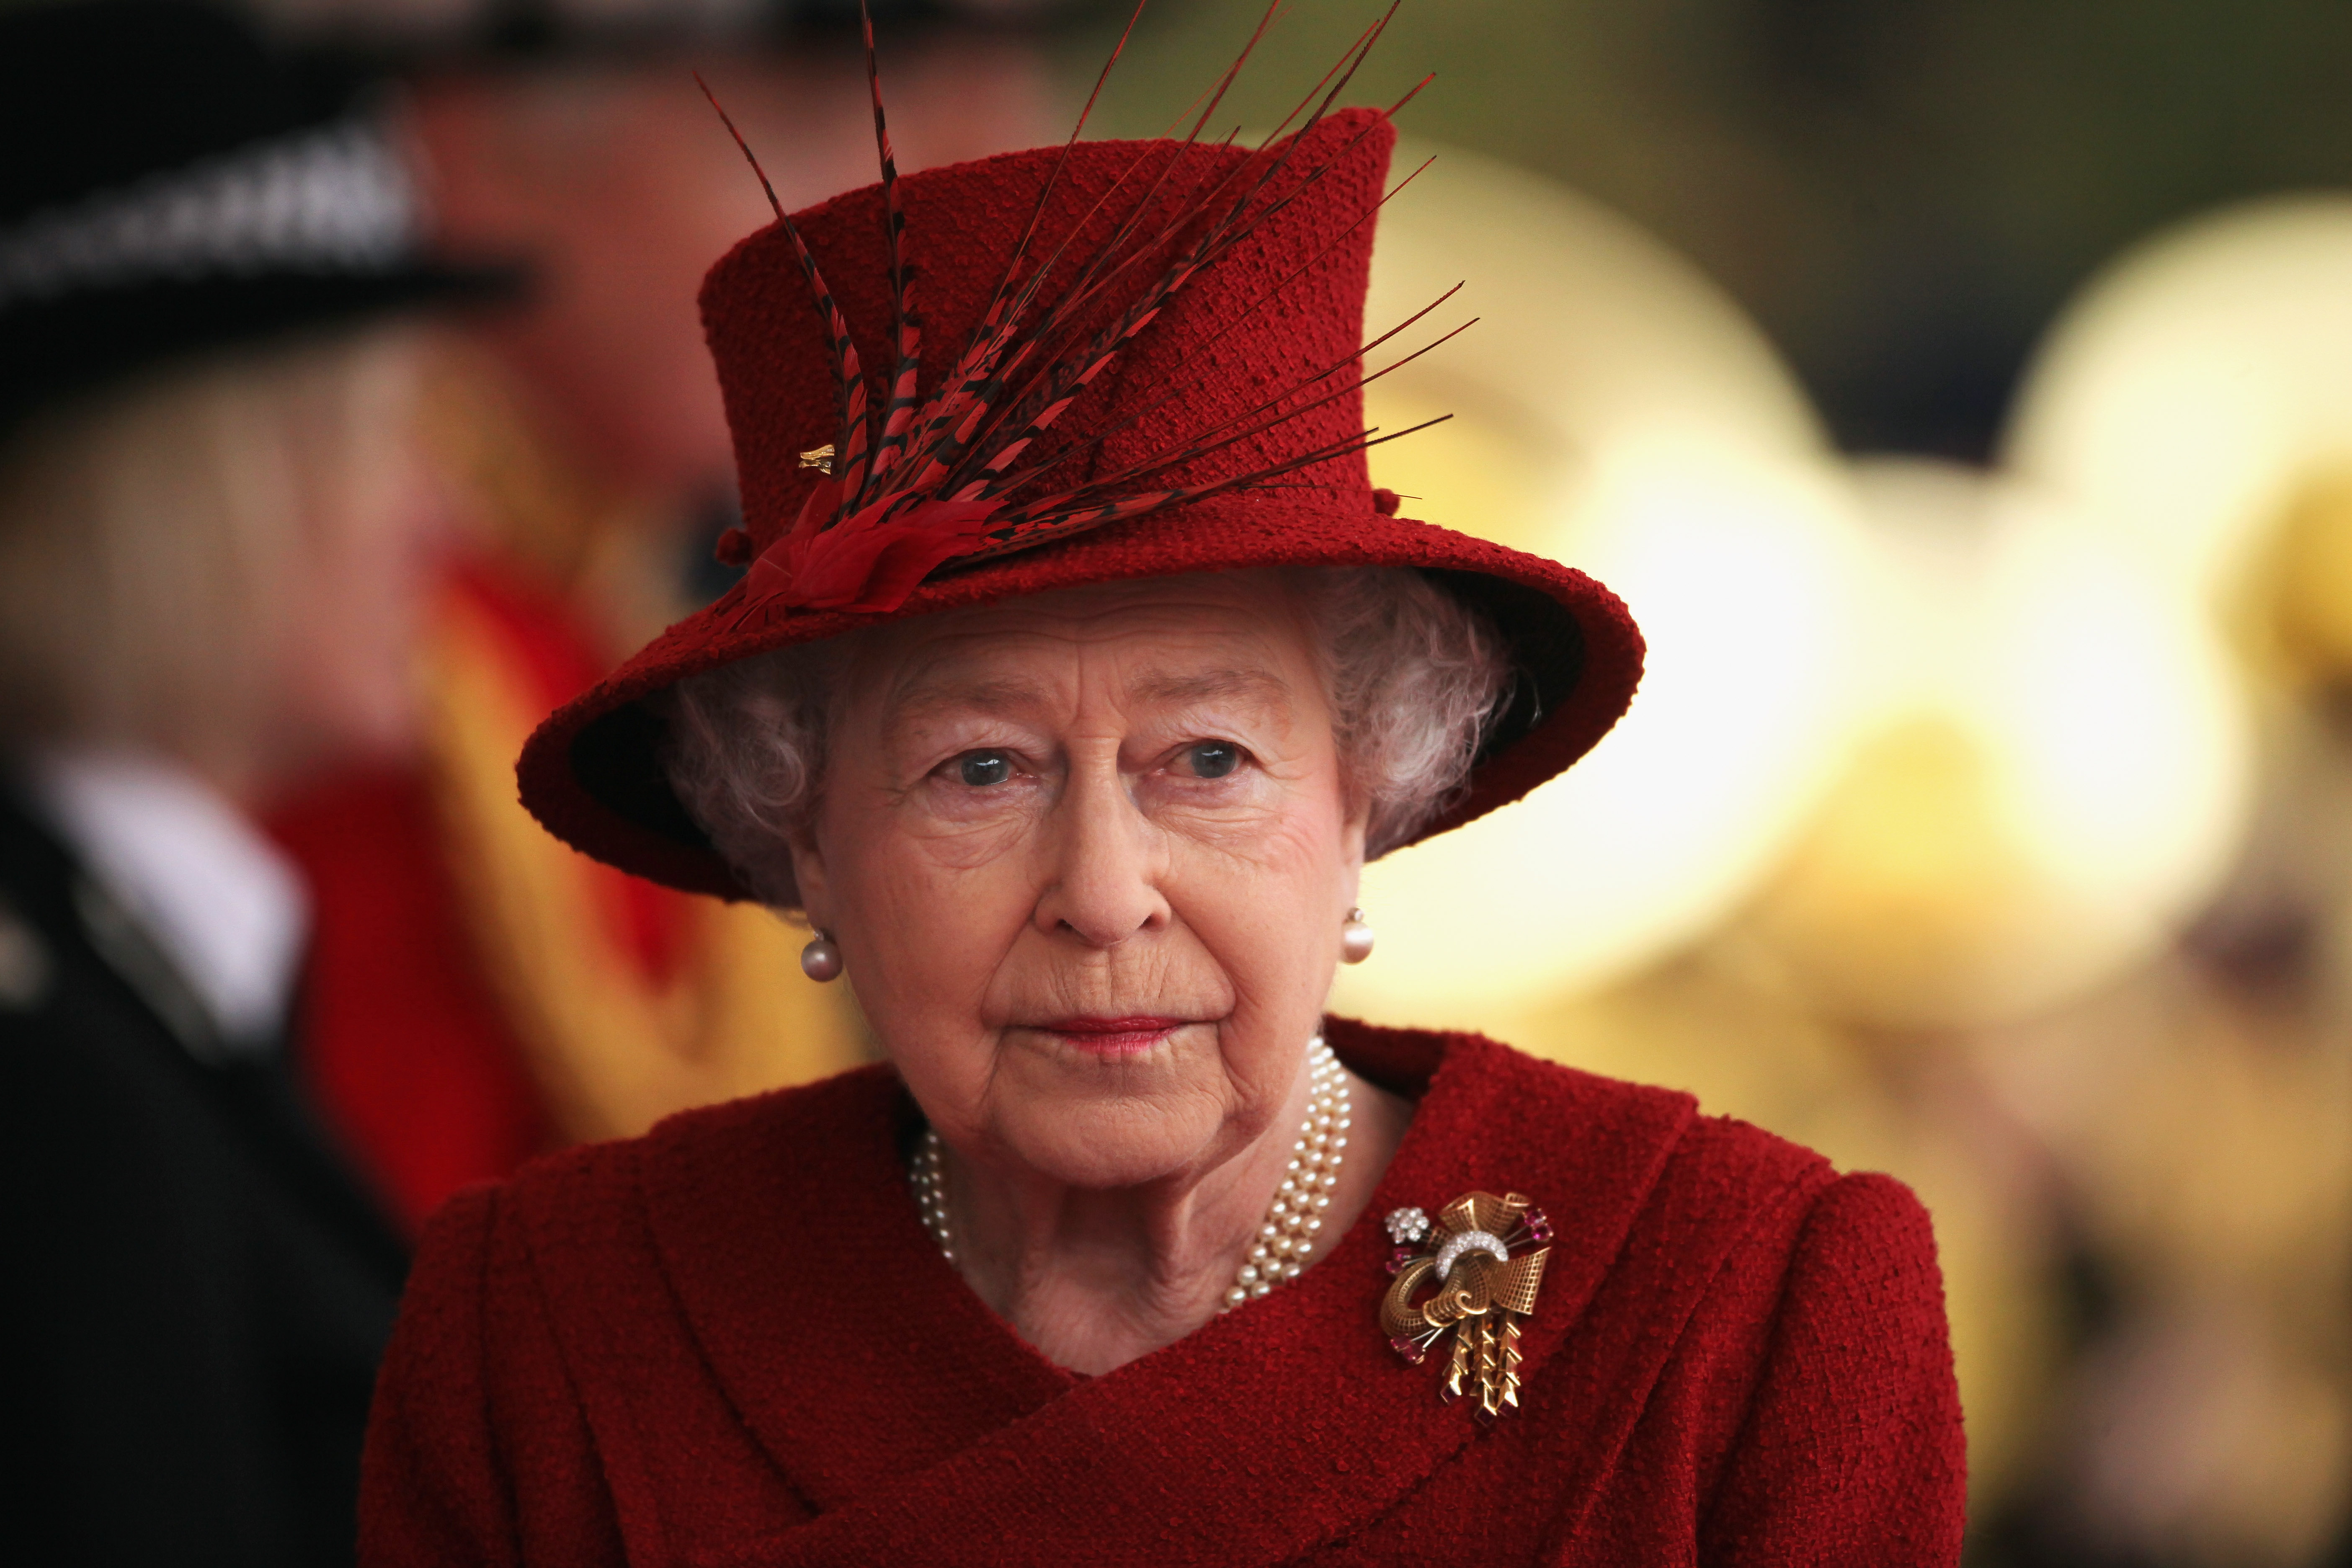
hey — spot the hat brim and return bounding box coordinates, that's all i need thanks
[517,496,1645,902]
[0,260,524,433]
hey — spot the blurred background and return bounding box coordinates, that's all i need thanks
[11,0,2352,1561]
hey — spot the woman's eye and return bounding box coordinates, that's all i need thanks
[957,751,1014,787]
[1181,741,1242,779]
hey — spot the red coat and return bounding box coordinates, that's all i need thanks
[361,1021,1965,1565]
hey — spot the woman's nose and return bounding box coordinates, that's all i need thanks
[1032,761,1167,948]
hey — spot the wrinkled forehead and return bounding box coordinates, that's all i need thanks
[843,572,1326,725]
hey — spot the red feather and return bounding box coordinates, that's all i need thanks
[855,0,922,500]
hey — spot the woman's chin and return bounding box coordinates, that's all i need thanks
[983,1093,1223,1192]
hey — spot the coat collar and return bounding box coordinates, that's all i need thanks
[20,748,306,1049]
[0,764,269,1062]
[624,1020,1700,1561]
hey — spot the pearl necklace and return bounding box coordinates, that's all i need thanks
[910,1035,1353,1313]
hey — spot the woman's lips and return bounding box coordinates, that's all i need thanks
[1035,1016,1186,1055]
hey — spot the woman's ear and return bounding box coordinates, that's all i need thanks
[1339,812,1367,909]
[787,822,833,931]
[1342,805,1368,875]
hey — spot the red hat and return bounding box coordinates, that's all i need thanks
[517,26,1643,900]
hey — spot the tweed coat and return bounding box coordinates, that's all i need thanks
[361,1019,1964,1565]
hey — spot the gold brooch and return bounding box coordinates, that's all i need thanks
[1379,1191,1552,1421]
[797,443,837,475]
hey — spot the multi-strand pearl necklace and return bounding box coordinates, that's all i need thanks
[910,1035,1354,1313]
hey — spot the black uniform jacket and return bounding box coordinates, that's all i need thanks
[0,787,408,1567]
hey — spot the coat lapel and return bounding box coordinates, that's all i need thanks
[637,1065,1076,1512]
[637,1023,1700,1565]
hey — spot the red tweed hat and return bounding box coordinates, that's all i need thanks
[517,26,1643,901]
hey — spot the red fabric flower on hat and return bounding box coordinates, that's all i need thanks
[742,480,1004,614]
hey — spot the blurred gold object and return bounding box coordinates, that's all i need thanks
[426,584,866,1142]
[798,443,838,476]
[1742,716,2036,1029]
[419,343,680,653]
[1731,459,2251,1032]
[2238,467,2352,691]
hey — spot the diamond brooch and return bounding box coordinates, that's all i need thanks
[1378,1191,1553,1421]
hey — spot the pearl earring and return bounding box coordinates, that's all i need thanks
[1340,906,1375,965]
[800,930,843,982]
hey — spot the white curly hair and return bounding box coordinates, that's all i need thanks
[658,567,1510,910]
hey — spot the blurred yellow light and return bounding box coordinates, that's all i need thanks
[2253,469,2352,683]
[1335,144,1873,1024]
[1742,461,2254,1028]
[1363,140,1827,489]
[2007,196,2352,609]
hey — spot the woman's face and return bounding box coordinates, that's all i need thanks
[271,333,450,781]
[793,573,1364,1189]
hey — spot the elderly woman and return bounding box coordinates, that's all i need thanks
[362,28,1965,1565]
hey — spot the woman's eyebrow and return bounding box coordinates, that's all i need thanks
[885,674,1054,726]
[1128,666,1291,709]
[881,665,1290,727]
